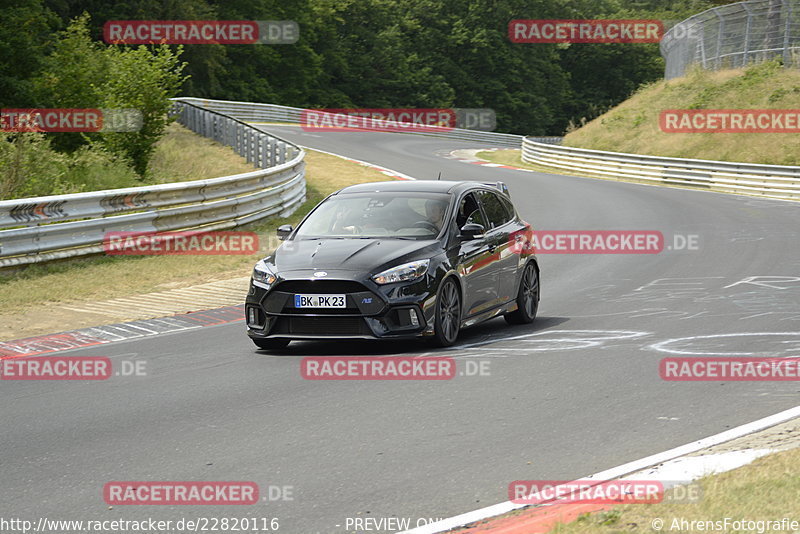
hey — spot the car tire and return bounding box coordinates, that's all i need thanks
[252,338,291,351]
[504,262,539,325]
[430,277,461,347]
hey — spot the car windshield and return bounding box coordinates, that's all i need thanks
[294,192,451,239]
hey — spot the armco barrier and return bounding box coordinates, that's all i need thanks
[174,97,563,148]
[0,101,306,268]
[522,138,800,201]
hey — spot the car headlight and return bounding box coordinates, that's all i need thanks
[372,259,430,285]
[252,260,277,288]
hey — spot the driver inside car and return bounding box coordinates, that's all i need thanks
[424,199,447,231]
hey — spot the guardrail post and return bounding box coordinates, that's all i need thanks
[243,128,249,163]
[276,141,286,164]
[266,137,276,167]
[259,133,266,167]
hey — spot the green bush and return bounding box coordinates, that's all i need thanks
[34,13,187,178]
[0,133,140,199]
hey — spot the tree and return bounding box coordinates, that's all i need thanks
[34,14,187,176]
[0,0,59,107]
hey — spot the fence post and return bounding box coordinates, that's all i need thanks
[715,10,725,70]
[743,3,753,67]
[784,0,793,66]
[699,19,708,69]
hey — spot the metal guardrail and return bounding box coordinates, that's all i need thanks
[0,101,306,268]
[174,97,563,148]
[661,0,800,79]
[522,138,800,201]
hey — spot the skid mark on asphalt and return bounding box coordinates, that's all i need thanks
[648,332,800,358]
[574,275,800,323]
[441,330,651,358]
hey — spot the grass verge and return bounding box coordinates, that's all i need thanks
[0,131,391,340]
[547,447,800,534]
[147,122,258,183]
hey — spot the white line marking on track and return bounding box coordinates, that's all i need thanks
[400,404,800,533]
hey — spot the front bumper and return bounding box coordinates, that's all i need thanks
[245,275,435,341]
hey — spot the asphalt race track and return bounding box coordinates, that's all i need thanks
[2,126,799,533]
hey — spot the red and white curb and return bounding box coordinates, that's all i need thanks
[0,306,244,360]
[400,405,800,534]
[443,148,536,173]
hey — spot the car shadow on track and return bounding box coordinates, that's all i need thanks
[253,316,571,357]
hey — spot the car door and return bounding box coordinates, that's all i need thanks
[476,190,518,304]
[453,192,501,317]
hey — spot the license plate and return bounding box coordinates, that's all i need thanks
[294,294,346,308]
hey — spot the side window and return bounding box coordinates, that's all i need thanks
[457,193,486,229]
[498,194,516,221]
[478,191,512,229]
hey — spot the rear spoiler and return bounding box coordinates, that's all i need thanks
[485,181,510,198]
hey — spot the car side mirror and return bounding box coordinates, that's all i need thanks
[459,223,485,240]
[276,224,293,240]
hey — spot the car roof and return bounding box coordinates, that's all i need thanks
[336,180,485,196]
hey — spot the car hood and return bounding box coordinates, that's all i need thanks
[271,238,439,274]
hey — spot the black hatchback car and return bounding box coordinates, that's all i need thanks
[245,180,539,350]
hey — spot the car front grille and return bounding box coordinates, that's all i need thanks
[273,316,371,336]
[263,279,384,316]
[273,280,369,293]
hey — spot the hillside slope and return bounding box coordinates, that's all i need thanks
[563,61,800,166]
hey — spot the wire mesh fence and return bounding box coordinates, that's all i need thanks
[661,0,800,79]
